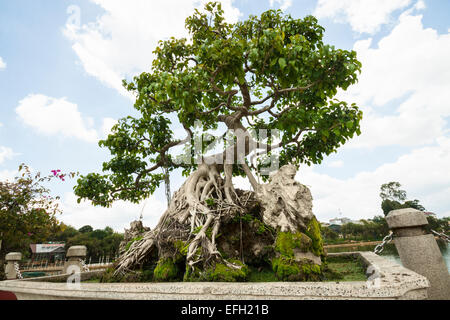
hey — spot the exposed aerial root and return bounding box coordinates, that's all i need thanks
[114,163,246,277]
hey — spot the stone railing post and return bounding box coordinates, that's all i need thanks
[386,208,450,300]
[5,252,22,280]
[63,246,87,274]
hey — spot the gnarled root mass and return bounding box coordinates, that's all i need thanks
[111,164,325,282]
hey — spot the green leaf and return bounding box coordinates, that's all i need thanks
[278,58,287,70]
[270,58,278,67]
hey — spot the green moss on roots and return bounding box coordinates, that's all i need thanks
[125,236,143,252]
[184,259,249,282]
[272,256,301,280]
[305,217,324,257]
[274,231,312,256]
[153,258,179,281]
[206,260,249,282]
[271,222,324,281]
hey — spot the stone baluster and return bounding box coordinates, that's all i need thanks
[386,208,450,300]
[5,252,22,280]
[63,246,87,274]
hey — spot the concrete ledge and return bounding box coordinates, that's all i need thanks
[19,270,104,283]
[0,252,429,300]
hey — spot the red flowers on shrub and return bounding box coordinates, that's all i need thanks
[51,169,65,181]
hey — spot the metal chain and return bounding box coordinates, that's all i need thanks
[14,262,23,279]
[79,258,90,272]
[374,231,394,255]
[431,229,450,243]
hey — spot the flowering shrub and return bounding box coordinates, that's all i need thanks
[0,164,76,258]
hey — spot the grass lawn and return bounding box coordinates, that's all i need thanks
[323,255,367,282]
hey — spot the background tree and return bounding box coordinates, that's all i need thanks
[78,225,94,233]
[380,181,426,216]
[51,223,79,242]
[63,226,123,261]
[322,215,390,244]
[74,3,363,279]
[380,181,406,202]
[424,215,449,236]
[321,226,339,241]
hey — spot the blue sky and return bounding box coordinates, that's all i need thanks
[1,0,450,231]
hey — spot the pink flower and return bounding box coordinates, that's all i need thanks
[51,169,61,176]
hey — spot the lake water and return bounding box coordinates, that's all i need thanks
[326,242,450,273]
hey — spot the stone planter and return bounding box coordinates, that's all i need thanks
[0,252,429,300]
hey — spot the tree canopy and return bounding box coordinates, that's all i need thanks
[74,2,362,207]
[60,226,123,260]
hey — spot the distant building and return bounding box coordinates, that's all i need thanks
[29,243,65,262]
[329,217,362,226]
[329,217,352,226]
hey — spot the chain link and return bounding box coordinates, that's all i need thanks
[431,229,450,243]
[79,258,90,272]
[374,231,394,255]
[14,262,23,279]
[374,229,448,255]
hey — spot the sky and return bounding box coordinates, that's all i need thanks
[1,0,450,232]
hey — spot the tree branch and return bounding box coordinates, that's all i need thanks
[240,160,259,190]
[276,81,317,94]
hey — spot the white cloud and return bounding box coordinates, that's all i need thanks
[414,0,426,11]
[0,146,19,165]
[338,13,450,149]
[0,56,6,70]
[0,169,17,182]
[348,14,450,106]
[59,192,167,231]
[15,94,99,143]
[314,0,412,34]
[269,0,292,11]
[327,160,344,168]
[64,0,241,97]
[299,136,450,222]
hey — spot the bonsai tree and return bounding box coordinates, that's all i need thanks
[74,2,362,281]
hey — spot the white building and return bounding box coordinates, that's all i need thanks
[329,217,363,226]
